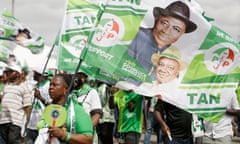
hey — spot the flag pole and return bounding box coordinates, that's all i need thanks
[11,0,15,16]
[23,43,56,136]
[64,57,83,104]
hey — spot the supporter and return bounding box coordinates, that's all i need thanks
[202,90,240,144]
[0,64,32,143]
[143,96,163,144]
[35,73,93,143]
[96,81,115,144]
[73,72,103,144]
[25,67,51,144]
[114,89,144,144]
[154,99,193,144]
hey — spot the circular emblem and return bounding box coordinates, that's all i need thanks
[204,42,239,74]
[42,104,67,127]
[91,13,125,47]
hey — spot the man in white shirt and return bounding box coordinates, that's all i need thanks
[202,90,240,144]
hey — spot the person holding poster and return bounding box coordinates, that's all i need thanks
[147,45,193,144]
[127,1,197,81]
[154,98,193,144]
[114,89,144,144]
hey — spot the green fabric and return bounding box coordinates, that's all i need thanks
[114,90,143,133]
[71,83,92,98]
[38,80,50,87]
[65,96,93,135]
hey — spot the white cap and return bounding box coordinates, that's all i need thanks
[32,67,42,74]
[6,64,22,73]
[32,66,48,76]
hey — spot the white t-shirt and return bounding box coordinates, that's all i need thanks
[77,89,102,114]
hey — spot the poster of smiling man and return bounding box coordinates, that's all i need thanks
[57,0,240,122]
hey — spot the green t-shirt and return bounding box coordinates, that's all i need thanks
[114,90,143,133]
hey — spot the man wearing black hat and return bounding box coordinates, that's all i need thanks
[127,1,197,81]
[15,28,31,42]
[7,28,31,44]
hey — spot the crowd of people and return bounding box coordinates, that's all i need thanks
[0,53,240,144]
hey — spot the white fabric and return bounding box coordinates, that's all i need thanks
[27,81,51,130]
[204,91,240,138]
[77,89,102,114]
[34,128,60,144]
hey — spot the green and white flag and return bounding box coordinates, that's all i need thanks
[57,0,103,71]
[0,10,45,54]
[0,40,11,62]
[58,0,240,122]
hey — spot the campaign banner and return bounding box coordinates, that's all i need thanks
[57,0,104,71]
[0,10,45,54]
[58,0,240,122]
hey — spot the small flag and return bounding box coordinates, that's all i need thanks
[0,9,45,54]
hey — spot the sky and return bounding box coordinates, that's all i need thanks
[0,0,240,47]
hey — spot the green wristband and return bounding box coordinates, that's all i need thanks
[65,132,71,142]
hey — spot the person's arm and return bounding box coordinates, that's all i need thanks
[90,112,101,127]
[226,109,240,116]
[34,88,50,105]
[108,95,114,109]
[154,108,169,136]
[67,133,92,144]
[48,126,93,144]
[24,105,31,120]
[89,89,103,127]
[153,100,170,136]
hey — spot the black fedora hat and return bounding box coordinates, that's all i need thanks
[153,1,197,33]
[18,28,31,39]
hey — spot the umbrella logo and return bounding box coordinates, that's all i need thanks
[64,35,88,57]
[92,13,124,47]
[204,43,238,74]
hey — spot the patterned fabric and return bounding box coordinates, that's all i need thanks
[0,82,32,127]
